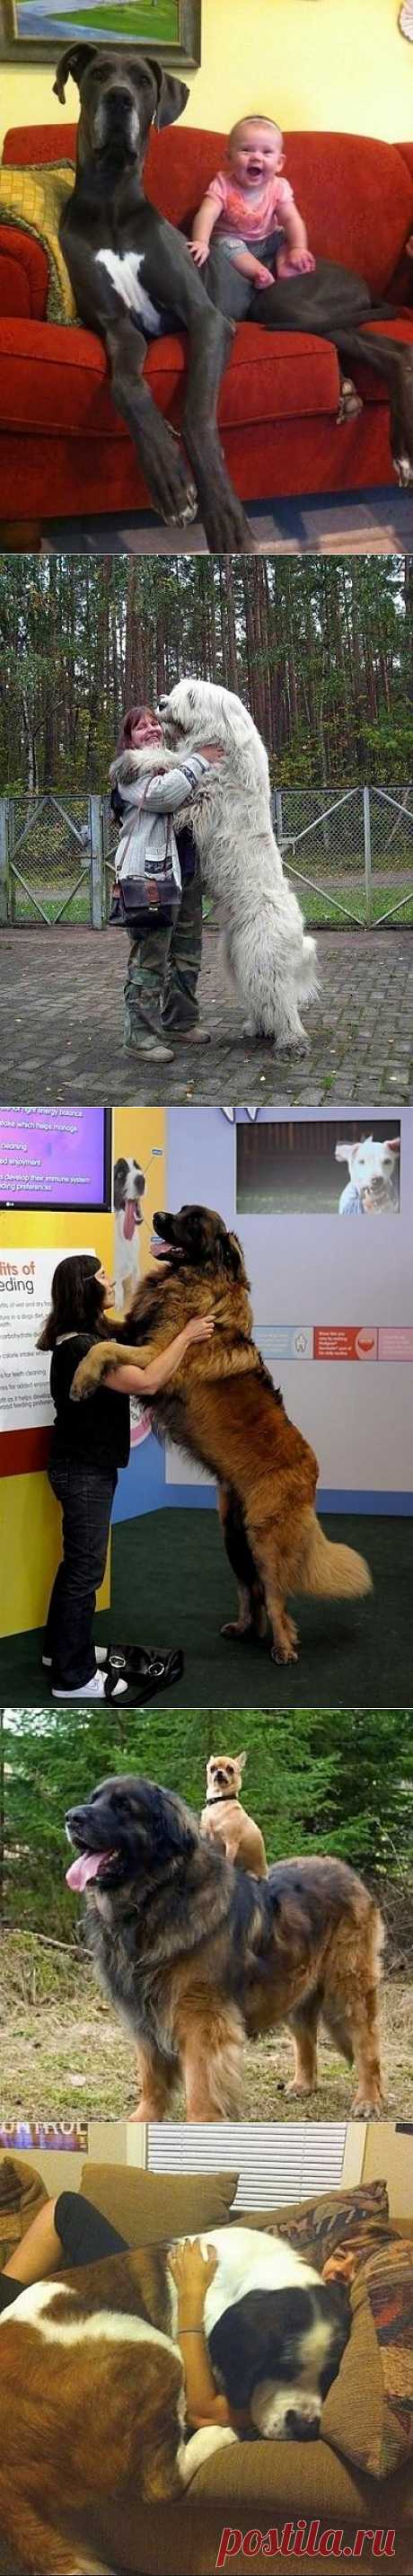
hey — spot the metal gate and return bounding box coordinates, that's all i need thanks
[0,793,107,927]
[1,785,412,928]
[274,783,413,928]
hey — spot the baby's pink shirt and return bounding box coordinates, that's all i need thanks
[206,168,294,241]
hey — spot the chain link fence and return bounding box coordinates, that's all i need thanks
[0,785,412,929]
[274,783,413,927]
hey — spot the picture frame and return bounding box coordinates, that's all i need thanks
[0,0,201,70]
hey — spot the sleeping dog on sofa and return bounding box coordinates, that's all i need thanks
[0,2227,350,2573]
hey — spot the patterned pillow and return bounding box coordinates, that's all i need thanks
[0,2156,47,2266]
[252,2180,393,2270]
[322,2237,413,2476]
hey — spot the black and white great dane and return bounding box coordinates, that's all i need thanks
[54,45,413,541]
[53,44,252,553]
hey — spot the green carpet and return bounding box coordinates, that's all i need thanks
[2,1508,410,1710]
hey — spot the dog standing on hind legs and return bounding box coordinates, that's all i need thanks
[71,1203,373,1669]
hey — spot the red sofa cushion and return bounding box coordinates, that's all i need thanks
[3,122,413,300]
[0,314,340,438]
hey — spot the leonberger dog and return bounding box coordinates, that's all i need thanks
[71,1203,372,1666]
[66,1775,384,2122]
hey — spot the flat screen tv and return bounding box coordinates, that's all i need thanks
[0,1108,112,1210]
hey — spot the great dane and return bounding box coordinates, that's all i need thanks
[53,44,253,551]
[54,45,413,536]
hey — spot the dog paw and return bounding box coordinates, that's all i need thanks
[277,1037,309,1058]
[350,2093,386,2120]
[270,1641,299,1666]
[286,2078,314,2099]
[393,453,413,489]
[221,1618,254,1641]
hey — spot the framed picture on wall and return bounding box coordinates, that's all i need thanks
[0,0,201,68]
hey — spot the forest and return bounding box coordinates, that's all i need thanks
[0,553,411,793]
[2,1704,412,1947]
[1,1707,411,2120]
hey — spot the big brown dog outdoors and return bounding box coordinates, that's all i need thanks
[71,1204,372,1667]
[65,1775,384,2121]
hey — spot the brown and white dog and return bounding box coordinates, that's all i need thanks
[0,2247,236,2576]
[0,2231,350,2573]
[201,1753,268,1878]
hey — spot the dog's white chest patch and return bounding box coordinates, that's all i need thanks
[95,249,163,335]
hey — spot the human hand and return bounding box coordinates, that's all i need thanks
[168,2239,218,2296]
[188,240,209,266]
[277,249,316,277]
[185,1315,215,1344]
[255,263,275,288]
[199,742,225,763]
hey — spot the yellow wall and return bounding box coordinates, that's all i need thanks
[362,2122,413,2221]
[0,0,411,155]
[0,1105,164,1638]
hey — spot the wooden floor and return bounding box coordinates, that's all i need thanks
[44,485,413,557]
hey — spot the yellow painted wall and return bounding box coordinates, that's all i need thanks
[0,0,411,156]
[362,2122,413,2220]
[0,1105,165,1639]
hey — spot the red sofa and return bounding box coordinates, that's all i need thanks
[0,120,412,531]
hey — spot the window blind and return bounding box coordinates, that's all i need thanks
[146,2123,347,2209]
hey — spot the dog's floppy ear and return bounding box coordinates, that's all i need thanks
[113,1157,127,1208]
[146,60,189,129]
[388,1138,400,1154]
[154,1784,198,1860]
[215,1227,246,1281]
[335,1141,354,1167]
[53,43,97,102]
[210,2306,278,2409]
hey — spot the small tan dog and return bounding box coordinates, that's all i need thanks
[200,1752,268,1878]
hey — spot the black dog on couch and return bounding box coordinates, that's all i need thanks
[53,43,413,553]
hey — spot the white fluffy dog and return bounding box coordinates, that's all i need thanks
[118,678,318,1052]
[160,678,319,1051]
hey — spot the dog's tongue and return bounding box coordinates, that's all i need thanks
[123,1200,137,1241]
[66,1850,111,1892]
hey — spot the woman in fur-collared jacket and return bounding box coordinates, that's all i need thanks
[110,704,214,1065]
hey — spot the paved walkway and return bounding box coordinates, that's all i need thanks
[3,925,413,1104]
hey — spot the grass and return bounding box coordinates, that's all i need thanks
[1,1934,411,2124]
[48,2,180,32]
[10,875,413,937]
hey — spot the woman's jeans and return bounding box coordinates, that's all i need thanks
[124,855,203,1046]
[44,1458,116,1689]
[0,2193,127,2312]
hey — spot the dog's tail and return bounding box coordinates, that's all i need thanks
[297,1508,373,1600]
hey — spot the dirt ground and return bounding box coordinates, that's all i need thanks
[1,1936,410,2124]
[3,923,413,1104]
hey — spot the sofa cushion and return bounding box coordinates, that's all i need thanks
[238,2178,393,2268]
[323,2237,413,2478]
[0,2152,47,2264]
[0,312,340,441]
[79,2163,239,2244]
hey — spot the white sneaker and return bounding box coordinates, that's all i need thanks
[52,1670,107,1702]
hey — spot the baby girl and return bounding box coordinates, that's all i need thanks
[189,112,315,289]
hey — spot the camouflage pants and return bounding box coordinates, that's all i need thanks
[124,860,202,1043]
